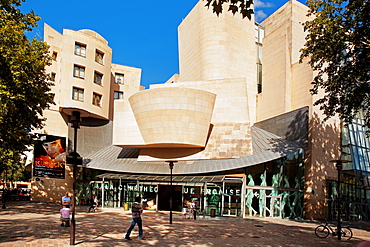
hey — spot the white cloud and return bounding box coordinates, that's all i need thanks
[254,0,274,8]
[255,10,268,22]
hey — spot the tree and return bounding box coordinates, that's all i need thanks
[203,0,254,20]
[0,0,54,177]
[0,148,30,182]
[300,0,370,131]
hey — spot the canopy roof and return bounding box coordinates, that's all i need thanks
[85,126,303,175]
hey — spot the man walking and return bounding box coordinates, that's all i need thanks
[125,196,145,240]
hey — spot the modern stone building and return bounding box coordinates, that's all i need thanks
[31,23,143,202]
[31,0,369,221]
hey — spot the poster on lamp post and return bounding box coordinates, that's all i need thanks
[33,134,67,179]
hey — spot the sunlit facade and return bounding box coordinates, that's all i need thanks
[30,0,369,221]
[336,112,370,220]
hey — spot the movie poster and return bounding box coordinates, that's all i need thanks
[33,134,66,179]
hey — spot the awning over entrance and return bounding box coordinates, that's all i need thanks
[97,173,227,183]
[85,126,303,175]
[96,173,243,183]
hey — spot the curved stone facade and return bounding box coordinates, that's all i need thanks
[129,87,216,148]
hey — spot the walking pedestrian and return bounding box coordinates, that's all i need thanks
[2,188,11,209]
[88,195,98,212]
[190,200,197,220]
[125,196,145,240]
[182,199,188,219]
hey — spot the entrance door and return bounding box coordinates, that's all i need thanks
[222,195,241,216]
[157,185,182,211]
[265,196,282,217]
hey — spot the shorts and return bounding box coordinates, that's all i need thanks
[60,217,70,223]
[182,208,187,214]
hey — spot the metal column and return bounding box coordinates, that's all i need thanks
[101,177,105,209]
[241,174,247,218]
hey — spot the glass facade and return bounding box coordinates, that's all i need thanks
[244,149,304,218]
[331,114,370,221]
[76,149,305,219]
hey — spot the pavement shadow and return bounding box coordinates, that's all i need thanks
[1,201,369,247]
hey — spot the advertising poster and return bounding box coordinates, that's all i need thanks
[33,134,66,179]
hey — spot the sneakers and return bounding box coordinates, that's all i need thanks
[125,236,145,240]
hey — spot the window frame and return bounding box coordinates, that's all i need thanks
[115,73,124,84]
[74,42,86,57]
[94,71,103,85]
[92,92,102,107]
[72,87,84,102]
[73,64,85,79]
[95,49,104,64]
[51,72,56,82]
[52,51,58,61]
[114,91,123,100]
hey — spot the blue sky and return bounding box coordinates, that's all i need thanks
[20,0,306,89]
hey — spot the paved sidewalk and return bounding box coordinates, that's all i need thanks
[1,201,369,246]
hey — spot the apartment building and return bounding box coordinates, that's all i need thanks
[31,24,142,202]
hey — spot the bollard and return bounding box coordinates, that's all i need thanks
[210,209,216,217]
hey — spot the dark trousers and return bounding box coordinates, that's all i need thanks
[126,218,143,239]
[88,204,96,212]
[60,217,70,226]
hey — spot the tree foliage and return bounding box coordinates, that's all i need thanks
[203,0,254,20]
[0,148,30,182]
[0,0,54,177]
[300,0,370,130]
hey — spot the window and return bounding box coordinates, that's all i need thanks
[52,51,58,61]
[73,65,85,79]
[72,87,84,101]
[95,50,104,64]
[343,114,370,173]
[51,72,56,82]
[257,63,262,93]
[92,93,102,107]
[114,91,123,100]
[75,43,86,57]
[115,73,124,84]
[49,93,55,102]
[94,71,103,85]
[256,44,262,93]
[255,23,265,45]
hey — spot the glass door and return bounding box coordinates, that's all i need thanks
[222,194,241,216]
[222,183,242,217]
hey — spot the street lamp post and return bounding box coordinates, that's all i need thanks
[70,111,81,245]
[330,159,348,241]
[166,161,177,224]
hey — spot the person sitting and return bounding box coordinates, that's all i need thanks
[62,192,71,208]
[60,205,70,227]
